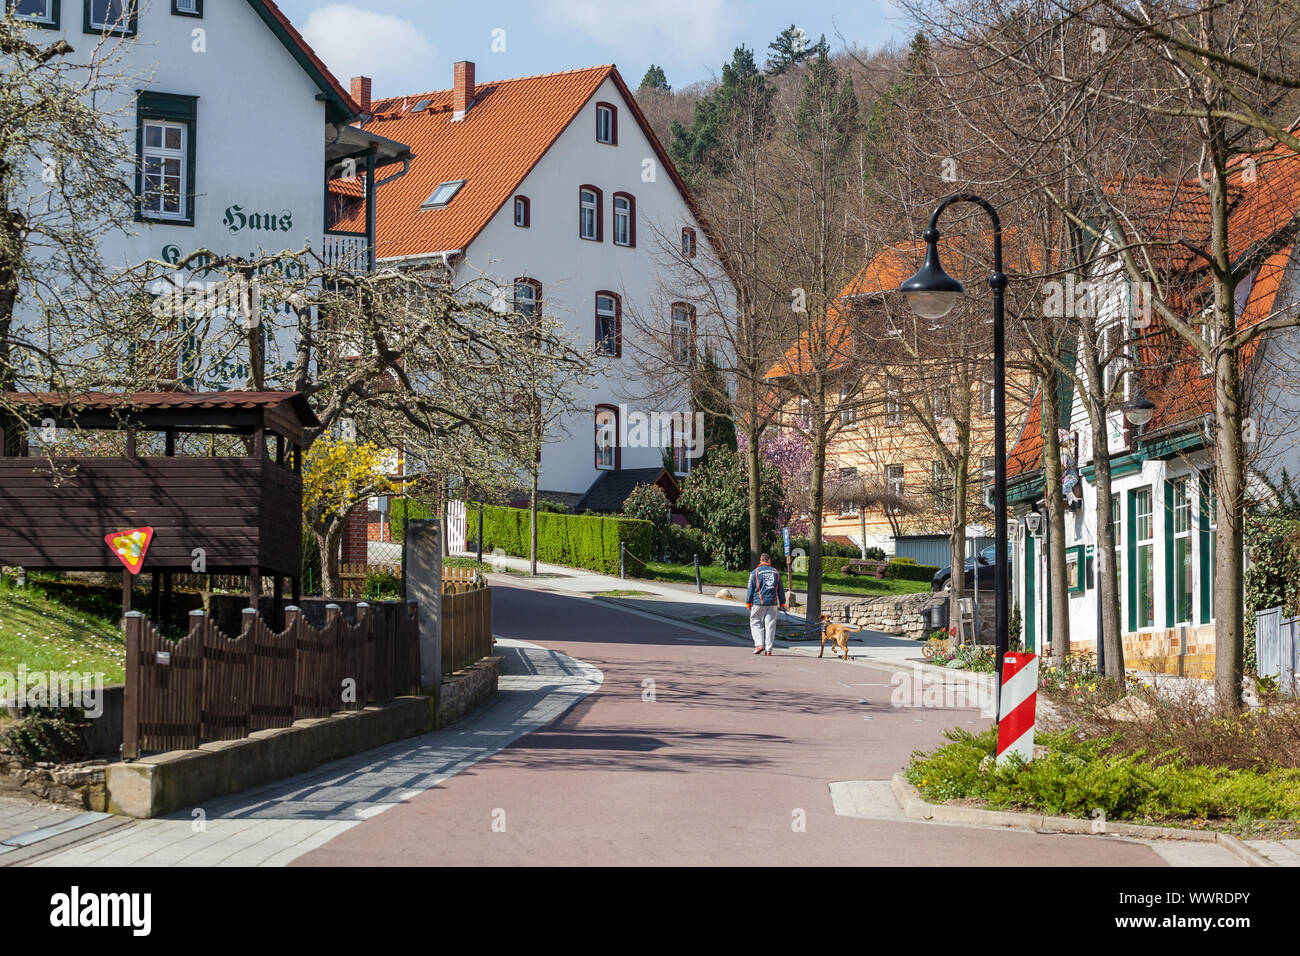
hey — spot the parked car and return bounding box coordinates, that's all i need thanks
[930,544,1008,591]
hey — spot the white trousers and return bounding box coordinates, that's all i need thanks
[749,604,778,650]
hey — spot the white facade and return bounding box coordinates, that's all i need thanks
[444,76,728,498]
[1011,245,1300,655]
[9,0,349,387]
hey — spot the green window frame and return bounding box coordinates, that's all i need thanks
[1168,477,1193,625]
[136,92,198,226]
[1200,469,1216,624]
[1066,544,1087,593]
[9,0,60,28]
[84,0,136,36]
[1128,486,1154,630]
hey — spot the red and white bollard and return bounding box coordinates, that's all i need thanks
[996,652,1038,766]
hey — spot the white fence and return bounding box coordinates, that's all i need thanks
[447,499,467,553]
[1256,606,1299,695]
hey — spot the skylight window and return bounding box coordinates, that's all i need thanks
[422,180,465,208]
[412,98,433,112]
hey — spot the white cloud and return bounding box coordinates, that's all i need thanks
[301,4,435,96]
[541,0,735,63]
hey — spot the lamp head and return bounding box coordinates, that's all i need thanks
[899,227,964,320]
[1123,395,1156,428]
[1024,511,1042,535]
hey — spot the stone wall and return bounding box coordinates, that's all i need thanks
[822,590,1002,641]
[823,591,945,640]
[0,754,107,811]
[438,656,502,728]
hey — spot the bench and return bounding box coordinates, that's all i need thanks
[841,559,888,579]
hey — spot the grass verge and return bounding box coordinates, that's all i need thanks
[0,583,126,683]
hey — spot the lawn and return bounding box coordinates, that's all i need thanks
[0,582,126,684]
[636,560,931,597]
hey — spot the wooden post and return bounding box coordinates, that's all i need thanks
[249,566,260,619]
[273,575,284,630]
[123,611,143,760]
[162,573,173,632]
[122,570,132,616]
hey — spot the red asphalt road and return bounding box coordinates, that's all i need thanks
[297,583,1162,866]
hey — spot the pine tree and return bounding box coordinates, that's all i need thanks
[638,64,670,92]
[669,46,773,184]
[766,24,828,76]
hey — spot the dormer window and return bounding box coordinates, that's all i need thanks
[682,227,697,258]
[421,179,465,209]
[596,103,617,145]
[514,196,530,228]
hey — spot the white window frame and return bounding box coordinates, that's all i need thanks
[580,188,599,241]
[885,376,902,425]
[14,0,56,24]
[886,464,904,513]
[513,279,539,322]
[140,119,188,221]
[839,381,856,427]
[1134,486,1155,630]
[513,196,529,227]
[88,0,132,31]
[613,195,632,246]
[671,304,692,363]
[596,293,618,356]
[839,467,859,517]
[596,104,615,144]
[1172,476,1193,625]
[595,407,617,470]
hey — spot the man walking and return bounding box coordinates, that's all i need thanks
[745,553,785,656]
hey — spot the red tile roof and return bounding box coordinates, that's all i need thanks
[340,64,722,265]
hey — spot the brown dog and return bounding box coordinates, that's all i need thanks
[818,614,861,660]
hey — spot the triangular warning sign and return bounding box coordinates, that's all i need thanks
[105,527,154,575]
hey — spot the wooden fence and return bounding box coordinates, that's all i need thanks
[123,601,420,758]
[442,568,492,675]
[339,563,402,599]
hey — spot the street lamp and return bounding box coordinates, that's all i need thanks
[1122,394,1156,429]
[900,193,1011,717]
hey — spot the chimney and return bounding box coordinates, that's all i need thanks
[350,75,372,114]
[452,61,475,121]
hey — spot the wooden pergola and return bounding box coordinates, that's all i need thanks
[0,391,318,624]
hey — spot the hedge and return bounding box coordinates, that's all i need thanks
[886,557,940,582]
[390,499,651,576]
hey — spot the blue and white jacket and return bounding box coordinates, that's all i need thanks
[746,563,785,607]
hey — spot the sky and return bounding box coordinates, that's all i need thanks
[273,0,912,99]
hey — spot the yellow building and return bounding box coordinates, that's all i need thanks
[767,240,1034,558]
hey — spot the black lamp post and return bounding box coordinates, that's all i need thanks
[899,193,1010,718]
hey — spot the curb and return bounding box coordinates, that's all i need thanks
[889,772,1275,866]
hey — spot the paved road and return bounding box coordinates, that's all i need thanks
[294,582,1165,867]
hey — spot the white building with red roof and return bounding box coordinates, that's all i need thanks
[334,61,734,504]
